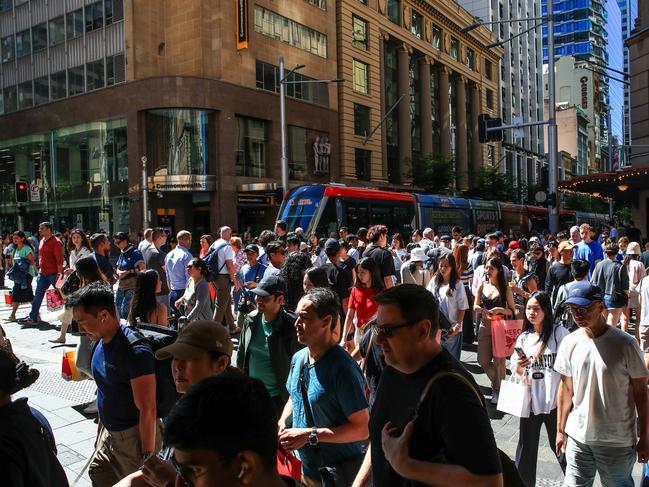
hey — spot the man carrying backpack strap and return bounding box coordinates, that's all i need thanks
[68,283,162,487]
[209,226,241,334]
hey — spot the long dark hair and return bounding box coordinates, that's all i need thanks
[355,257,384,291]
[129,269,159,326]
[76,256,109,287]
[67,228,91,253]
[523,291,555,348]
[485,256,508,302]
[434,253,460,296]
[12,230,32,250]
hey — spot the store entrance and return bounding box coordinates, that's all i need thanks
[153,193,211,255]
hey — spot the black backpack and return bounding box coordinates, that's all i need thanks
[203,242,230,281]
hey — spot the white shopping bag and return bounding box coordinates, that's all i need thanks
[496,374,531,418]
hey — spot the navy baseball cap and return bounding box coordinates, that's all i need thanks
[564,282,603,306]
[324,238,341,252]
[250,275,287,297]
[440,235,452,242]
[244,244,259,254]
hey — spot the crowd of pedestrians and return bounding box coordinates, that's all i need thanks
[1,218,648,487]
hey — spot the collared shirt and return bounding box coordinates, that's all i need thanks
[164,246,192,291]
[38,236,64,276]
[209,238,235,275]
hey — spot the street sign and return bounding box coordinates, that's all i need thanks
[29,183,40,202]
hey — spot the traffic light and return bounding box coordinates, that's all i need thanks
[15,181,28,203]
[478,114,503,143]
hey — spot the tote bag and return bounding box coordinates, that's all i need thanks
[491,317,524,358]
[46,289,65,312]
[496,374,531,418]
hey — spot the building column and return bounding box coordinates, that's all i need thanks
[379,32,389,182]
[470,83,482,188]
[438,65,451,159]
[419,56,433,156]
[397,43,412,183]
[455,75,468,192]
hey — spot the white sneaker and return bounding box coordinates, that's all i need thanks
[490,391,499,405]
[82,400,98,414]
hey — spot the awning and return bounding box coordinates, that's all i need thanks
[558,165,649,202]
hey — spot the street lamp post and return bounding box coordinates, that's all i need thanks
[141,156,149,232]
[546,0,560,234]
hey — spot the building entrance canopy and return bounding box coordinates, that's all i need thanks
[559,165,649,203]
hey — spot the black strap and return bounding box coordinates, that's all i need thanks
[299,357,316,428]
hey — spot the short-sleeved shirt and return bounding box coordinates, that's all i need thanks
[92,325,156,431]
[573,240,604,277]
[143,246,169,295]
[14,245,36,276]
[249,317,280,397]
[348,286,379,328]
[362,246,397,279]
[92,252,114,283]
[116,246,144,272]
[321,262,352,301]
[286,346,368,480]
[241,263,267,299]
[165,246,192,290]
[209,239,235,275]
[554,325,649,447]
[427,280,469,325]
[370,350,502,486]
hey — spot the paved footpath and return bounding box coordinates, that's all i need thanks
[0,291,644,486]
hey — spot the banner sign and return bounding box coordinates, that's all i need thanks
[236,0,248,50]
[148,175,216,192]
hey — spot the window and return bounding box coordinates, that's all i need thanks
[67,9,84,40]
[432,24,442,50]
[106,0,124,23]
[32,23,47,52]
[466,48,475,70]
[50,70,66,99]
[3,86,16,112]
[254,6,327,58]
[352,59,369,94]
[86,59,105,91]
[1,35,13,63]
[107,53,125,85]
[34,76,49,105]
[450,38,459,60]
[387,0,401,25]
[236,116,268,177]
[352,15,368,50]
[0,0,12,13]
[49,16,65,46]
[288,126,308,180]
[254,60,329,106]
[354,104,370,136]
[411,10,423,38]
[15,30,30,58]
[304,0,326,10]
[68,65,85,95]
[85,2,104,32]
[17,81,32,109]
[355,149,371,180]
[485,59,493,80]
[486,88,494,109]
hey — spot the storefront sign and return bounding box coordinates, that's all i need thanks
[148,175,216,192]
[29,183,40,202]
[237,193,272,205]
[99,211,110,233]
[236,0,248,50]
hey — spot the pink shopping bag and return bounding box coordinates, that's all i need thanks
[491,317,523,358]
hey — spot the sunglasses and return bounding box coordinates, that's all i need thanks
[371,321,419,338]
[569,303,595,316]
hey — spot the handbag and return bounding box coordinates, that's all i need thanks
[277,444,302,481]
[46,289,65,312]
[496,374,531,418]
[490,317,524,358]
[61,271,81,296]
[299,359,364,486]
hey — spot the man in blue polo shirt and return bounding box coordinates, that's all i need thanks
[69,283,161,487]
[573,223,603,277]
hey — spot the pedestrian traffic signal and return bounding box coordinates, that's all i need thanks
[15,181,28,203]
[478,114,503,143]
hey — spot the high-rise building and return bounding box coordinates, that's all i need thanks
[542,0,624,171]
[455,0,545,192]
[619,0,638,150]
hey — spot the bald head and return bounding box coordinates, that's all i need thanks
[220,226,232,239]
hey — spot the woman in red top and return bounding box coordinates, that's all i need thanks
[342,257,384,352]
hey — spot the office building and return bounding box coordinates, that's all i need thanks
[455,0,545,192]
[619,0,637,151]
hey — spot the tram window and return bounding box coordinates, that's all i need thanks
[345,200,369,234]
[370,204,391,228]
[393,205,413,236]
[315,198,338,238]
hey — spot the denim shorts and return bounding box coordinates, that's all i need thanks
[604,294,626,310]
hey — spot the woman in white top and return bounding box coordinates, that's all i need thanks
[427,253,469,360]
[66,229,92,272]
[400,247,431,287]
[510,291,569,487]
[622,242,646,341]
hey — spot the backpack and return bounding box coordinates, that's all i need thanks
[94,324,181,419]
[203,242,230,281]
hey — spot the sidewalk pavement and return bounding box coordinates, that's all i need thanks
[0,288,644,486]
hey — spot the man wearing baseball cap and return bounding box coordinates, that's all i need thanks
[115,320,233,487]
[237,275,302,417]
[545,241,574,305]
[554,282,649,486]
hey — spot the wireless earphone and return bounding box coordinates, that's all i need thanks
[237,463,248,480]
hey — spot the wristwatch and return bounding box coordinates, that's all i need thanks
[141,451,153,461]
[308,427,319,446]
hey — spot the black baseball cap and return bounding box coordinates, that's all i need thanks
[250,275,287,297]
[324,238,341,252]
[244,244,259,254]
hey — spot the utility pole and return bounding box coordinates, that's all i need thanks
[141,156,148,232]
[279,57,289,198]
[546,0,559,234]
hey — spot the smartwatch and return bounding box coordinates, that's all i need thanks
[308,427,319,446]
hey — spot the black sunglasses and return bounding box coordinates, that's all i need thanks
[371,321,419,338]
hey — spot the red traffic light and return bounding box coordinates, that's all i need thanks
[17,183,27,191]
[15,181,29,203]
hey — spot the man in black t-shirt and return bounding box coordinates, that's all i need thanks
[362,225,396,289]
[321,238,352,315]
[546,241,574,305]
[353,285,502,487]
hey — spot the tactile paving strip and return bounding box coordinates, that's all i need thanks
[536,479,563,486]
[27,369,96,405]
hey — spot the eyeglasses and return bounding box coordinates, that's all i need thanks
[569,303,595,316]
[371,321,419,338]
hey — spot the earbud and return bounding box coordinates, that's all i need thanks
[237,463,248,479]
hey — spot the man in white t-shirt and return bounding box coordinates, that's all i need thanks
[554,282,649,487]
[263,241,285,278]
[637,275,649,368]
[209,226,241,333]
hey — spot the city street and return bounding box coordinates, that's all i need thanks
[2,286,644,487]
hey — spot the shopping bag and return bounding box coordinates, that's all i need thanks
[277,445,302,481]
[75,334,94,379]
[61,350,80,381]
[46,289,65,312]
[491,317,523,358]
[496,375,531,418]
